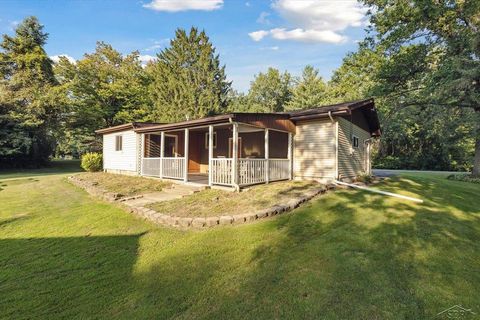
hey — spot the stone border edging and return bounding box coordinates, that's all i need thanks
[68,175,336,229]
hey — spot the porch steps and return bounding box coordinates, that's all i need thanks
[122,184,206,208]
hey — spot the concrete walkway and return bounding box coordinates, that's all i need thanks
[123,184,205,207]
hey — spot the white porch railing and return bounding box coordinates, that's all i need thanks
[269,159,290,181]
[238,159,267,186]
[162,157,185,180]
[141,157,290,187]
[142,158,161,177]
[210,158,233,186]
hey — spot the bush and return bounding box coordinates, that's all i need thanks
[81,152,103,172]
[373,156,403,169]
[447,174,480,184]
[357,172,374,184]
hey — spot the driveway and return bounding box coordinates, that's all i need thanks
[373,169,465,177]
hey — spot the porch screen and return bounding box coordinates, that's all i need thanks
[144,134,161,157]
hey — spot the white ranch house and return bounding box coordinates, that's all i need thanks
[96,99,381,189]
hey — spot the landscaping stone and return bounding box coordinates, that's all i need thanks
[232,214,247,224]
[205,217,219,227]
[192,217,206,227]
[178,217,193,227]
[219,216,234,225]
[69,177,333,229]
[255,210,268,219]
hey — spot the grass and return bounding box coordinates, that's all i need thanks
[0,163,479,319]
[148,180,320,217]
[76,172,171,197]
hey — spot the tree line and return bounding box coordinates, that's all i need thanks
[1,0,479,176]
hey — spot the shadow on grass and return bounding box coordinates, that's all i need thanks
[0,234,145,319]
[199,176,480,319]
[0,160,82,180]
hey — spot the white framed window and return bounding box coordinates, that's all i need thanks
[115,135,123,151]
[205,132,217,149]
[352,135,360,148]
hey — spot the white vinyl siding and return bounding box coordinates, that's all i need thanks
[102,130,138,173]
[337,117,370,179]
[294,119,337,180]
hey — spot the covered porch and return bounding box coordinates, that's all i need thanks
[137,116,294,189]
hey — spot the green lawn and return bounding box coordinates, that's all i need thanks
[0,163,479,319]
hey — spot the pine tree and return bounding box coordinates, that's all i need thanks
[0,16,60,166]
[148,27,231,122]
[286,65,328,111]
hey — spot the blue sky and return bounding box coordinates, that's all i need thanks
[0,0,369,92]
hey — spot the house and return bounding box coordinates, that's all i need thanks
[95,98,381,189]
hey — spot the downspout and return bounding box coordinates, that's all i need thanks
[328,111,334,123]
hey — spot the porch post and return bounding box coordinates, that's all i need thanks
[140,133,144,176]
[160,132,164,179]
[232,122,239,188]
[265,129,269,184]
[288,132,293,180]
[184,128,189,182]
[208,125,214,186]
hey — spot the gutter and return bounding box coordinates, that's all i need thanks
[335,180,423,203]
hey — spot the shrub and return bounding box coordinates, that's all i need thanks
[81,152,103,172]
[447,174,480,184]
[357,172,374,184]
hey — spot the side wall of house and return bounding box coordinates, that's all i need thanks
[102,129,139,175]
[337,117,371,180]
[294,119,337,181]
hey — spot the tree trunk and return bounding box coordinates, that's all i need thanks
[473,136,480,177]
[473,109,480,177]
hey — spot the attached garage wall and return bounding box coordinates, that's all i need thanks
[294,119,337,181]
[337,117,370,179]
[102,130,139,175]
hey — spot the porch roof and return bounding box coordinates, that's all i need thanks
[95,122,162,134]
[134,113,295,134]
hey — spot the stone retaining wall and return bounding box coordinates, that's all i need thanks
[68,175,336,229]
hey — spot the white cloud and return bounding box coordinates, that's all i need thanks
[245,2,251,7]
[261,46,279,51]
[50,54,76,64]
[249,0,367,44]
[257,11,271,25]
[143,0,223,12]
[248,30,269,42]
[138,54,157,66]
[270,28,346,43]
[144,38,170,52]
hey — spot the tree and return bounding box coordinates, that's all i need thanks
[0,16,61,166]
[247,67,292,112]
[362,0,480,175]
[54,43,152,157]
[148,27,231,122]
[286,65,328,111]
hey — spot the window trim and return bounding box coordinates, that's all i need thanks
[115,135,123,151]
[205,132,217,149]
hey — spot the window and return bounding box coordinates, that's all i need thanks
[205,132,217,149]
[352,136,359,148]
[115,135,123,151]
